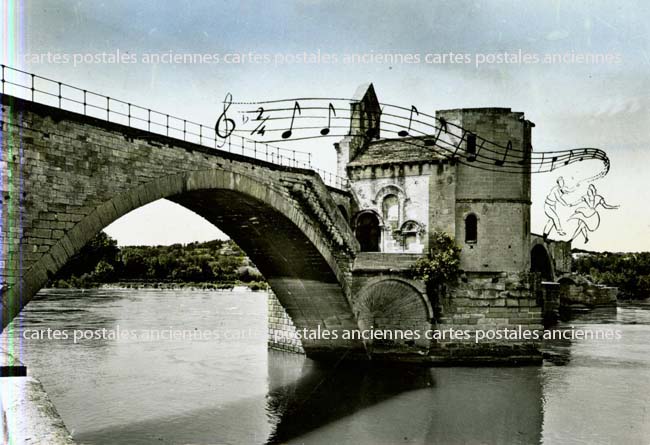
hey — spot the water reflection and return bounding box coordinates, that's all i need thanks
[540,303,650,444]
[266,354,543,444]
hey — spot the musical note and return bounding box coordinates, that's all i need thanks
[495,140,511,166]
[537,153,545,172]
[563,150,573,166]
[550,155,558,171]
[398,105,419,137]
[215,93,236,144]
[579,148,588,161]
[320,103,336,136]
[518,143,531,165]
[282,101,301,139]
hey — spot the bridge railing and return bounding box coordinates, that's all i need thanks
[0,64,349,190]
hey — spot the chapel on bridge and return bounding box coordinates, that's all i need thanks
[334,84,536,275]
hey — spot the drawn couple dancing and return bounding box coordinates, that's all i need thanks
[542,177,618,243]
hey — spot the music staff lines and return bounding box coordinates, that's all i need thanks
[232,114,607,172]
[238,101,533,159]
[216,96,611,177]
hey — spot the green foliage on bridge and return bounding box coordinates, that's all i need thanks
[407,231,461,287]
[50,232,267,290]
[573,251,650,299]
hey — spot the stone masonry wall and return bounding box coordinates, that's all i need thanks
[348,162,430,253]
[432,272,542,362]
[559,282,618,308]
[268,291,304,354]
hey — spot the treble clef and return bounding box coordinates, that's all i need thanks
[215,93,235,146]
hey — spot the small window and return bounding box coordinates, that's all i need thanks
[404,233,418,251]
[466,133,476,162]
[465,214,477,243]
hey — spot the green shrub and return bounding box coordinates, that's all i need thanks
[407,231,461,287]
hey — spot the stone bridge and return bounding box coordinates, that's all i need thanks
[0,93,367,359]
[1,67,563,364]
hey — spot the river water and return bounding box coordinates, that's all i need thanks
[2,288,649,444]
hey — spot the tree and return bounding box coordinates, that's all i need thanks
[408,231,461,285]
[406,231,461,320]
[51,231,120,284]
[121,249,149,279]
[573,250,650,299]
[93,260,115,282]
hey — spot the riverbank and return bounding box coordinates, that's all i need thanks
[0,350,75,444]
[56,281,270,292]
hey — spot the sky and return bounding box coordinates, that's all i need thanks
[4,0,650,251]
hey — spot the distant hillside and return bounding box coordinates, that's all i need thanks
[50,232,267,290]
[572,249,650,299]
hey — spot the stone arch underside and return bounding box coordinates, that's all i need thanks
[2,169,364,358]
[530,244,554,281]
[354,278,432,354]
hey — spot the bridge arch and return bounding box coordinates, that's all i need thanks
[354,277,432,352]
[6,168,364,357]
[530,244,554,281]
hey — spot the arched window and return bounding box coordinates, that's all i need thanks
[400,220,423,253]
[465,214,478,243]
[355,212,381,252]
[382,194,399,230]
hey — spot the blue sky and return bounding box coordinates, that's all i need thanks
[7,0,650,251]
